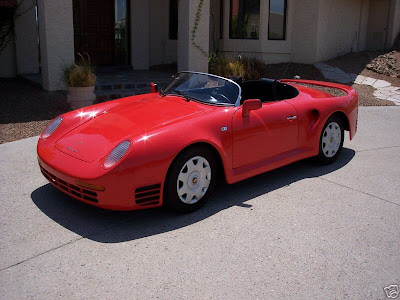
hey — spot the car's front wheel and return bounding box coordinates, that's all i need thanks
[164,147,217,213]
[317,115,344,164]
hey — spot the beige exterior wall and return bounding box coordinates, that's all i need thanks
[131,0,150,69]
[316,0,363,61]
[37,0,74,91]
[218,0,295,63]
[291,0,319,64]
[14,0,39,74]
[149,0,177,66]
[178,0,210,72]
[215,0,399,65]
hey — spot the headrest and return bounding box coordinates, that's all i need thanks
[229,76,243,85]
[261,78,277,86]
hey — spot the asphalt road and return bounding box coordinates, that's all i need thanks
[1,107,399,299]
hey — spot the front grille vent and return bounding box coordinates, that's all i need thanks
[40,166,98,203]
[135,184,161,206]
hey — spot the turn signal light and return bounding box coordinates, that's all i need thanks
[75,180,105,191]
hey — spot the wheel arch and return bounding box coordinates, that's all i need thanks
[330,111,350,132]
[165,142,228,186]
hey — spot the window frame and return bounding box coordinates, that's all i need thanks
[229,0,261,40]
[267,0,287,41]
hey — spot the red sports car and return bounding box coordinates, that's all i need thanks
[37,72,358,212]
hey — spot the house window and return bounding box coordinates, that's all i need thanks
[169,0,178,40]
[229,0,260,39]
[268,0,287,40]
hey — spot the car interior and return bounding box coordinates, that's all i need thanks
[229,77,299,104]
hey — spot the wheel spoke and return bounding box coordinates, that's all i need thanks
[178,183,190,197]
[186,159,196,173]
[194,187,204,200]
[184,191,195,204]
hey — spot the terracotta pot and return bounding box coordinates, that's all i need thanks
[67,86,96,109]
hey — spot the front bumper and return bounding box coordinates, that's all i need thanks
[37,148,164,211]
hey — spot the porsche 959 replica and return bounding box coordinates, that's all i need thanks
[38,71,358,212]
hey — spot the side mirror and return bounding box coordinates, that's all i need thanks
[150,82,158,93]
[242,99,262,117]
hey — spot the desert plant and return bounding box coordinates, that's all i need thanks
[61,53,96,87]
[241,56,268,80]
[211,56,245,78]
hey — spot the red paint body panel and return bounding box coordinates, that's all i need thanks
[37,79,358,210]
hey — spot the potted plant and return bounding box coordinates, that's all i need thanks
[62,53,96,109]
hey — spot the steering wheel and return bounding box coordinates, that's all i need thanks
[211,91,231,103]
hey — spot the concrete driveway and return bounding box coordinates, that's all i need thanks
[1,107,399,299]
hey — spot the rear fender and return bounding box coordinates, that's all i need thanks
[283,79,358,140]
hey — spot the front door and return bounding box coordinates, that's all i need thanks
[73,0,115,65]
[232,101,298,169]
[366,0,390,51]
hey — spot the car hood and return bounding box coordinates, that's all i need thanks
[55,95,205,162]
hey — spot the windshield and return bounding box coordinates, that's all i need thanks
[162,72,240,105]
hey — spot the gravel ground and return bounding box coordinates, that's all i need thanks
[326,51,400,86]
[0,79,70,144]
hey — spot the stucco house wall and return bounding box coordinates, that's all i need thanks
[290,0,319,64]
[149,0,177,66]
[37,0,74,90]
[215,0,399,64]
[218,0,294,63]
[316,0,363,62]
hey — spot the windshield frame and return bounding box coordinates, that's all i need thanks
[164,71,242,107]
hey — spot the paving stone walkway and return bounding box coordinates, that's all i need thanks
[314,62,400,105]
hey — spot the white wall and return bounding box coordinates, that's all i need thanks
[149,0,177,66]
[291,0,319,63]
[178,0,210,72]
[218,0,325,64]
[131,0,150,69]
[37,0,75,91]
[316,0,363,62]
[358,0,370,52]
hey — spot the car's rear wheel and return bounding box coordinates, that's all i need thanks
[164,147,217,213]
[317,115,344,164]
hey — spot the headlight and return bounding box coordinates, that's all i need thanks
[104,141,131,169]
[41,117,63,139]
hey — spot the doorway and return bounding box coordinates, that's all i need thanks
[366,0,390,51]
[73,0,129,65]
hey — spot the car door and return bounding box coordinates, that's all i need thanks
[232,101,298,168]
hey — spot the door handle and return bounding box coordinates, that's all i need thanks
[287,116,297,120]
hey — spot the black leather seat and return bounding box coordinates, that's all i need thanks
[240,78,277,103]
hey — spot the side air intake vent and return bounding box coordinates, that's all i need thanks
[135,184,161,206]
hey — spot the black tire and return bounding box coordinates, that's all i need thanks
[316,115,344,164]
[164,147,217,213]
